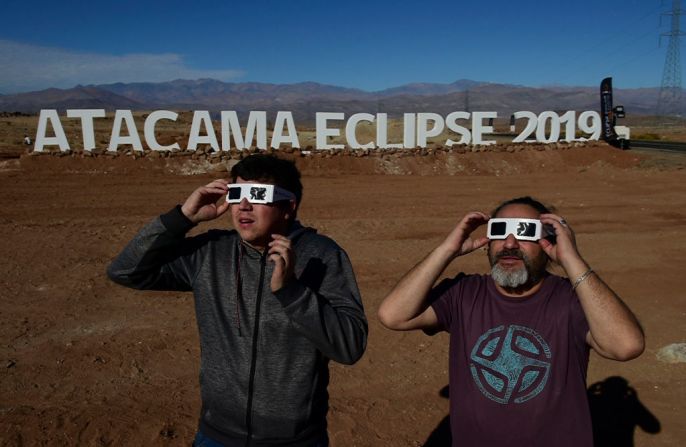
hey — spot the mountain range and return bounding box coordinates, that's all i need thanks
[0,78,680,120]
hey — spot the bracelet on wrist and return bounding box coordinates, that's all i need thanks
[572,268,594,290]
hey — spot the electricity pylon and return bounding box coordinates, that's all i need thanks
[656,0,685,117]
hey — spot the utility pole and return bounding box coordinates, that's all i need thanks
[656,0,685,117]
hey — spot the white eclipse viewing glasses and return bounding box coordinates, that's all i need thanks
[226,183,296,204]
[487,218,546,241]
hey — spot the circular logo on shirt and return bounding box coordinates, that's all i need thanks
[469,325,552,404]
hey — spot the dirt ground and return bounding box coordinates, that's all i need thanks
[1,143,685,446]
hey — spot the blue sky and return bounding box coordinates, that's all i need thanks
[0,0,680,94]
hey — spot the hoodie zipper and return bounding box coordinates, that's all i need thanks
[244,253,266,446]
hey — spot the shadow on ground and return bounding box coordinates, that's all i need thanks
[423,385,451,447]
[588,376,661,447]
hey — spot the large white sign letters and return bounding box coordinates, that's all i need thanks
[33,109,603,152]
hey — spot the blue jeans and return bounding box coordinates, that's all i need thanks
[193,431,225,447]
[192,431,328,447]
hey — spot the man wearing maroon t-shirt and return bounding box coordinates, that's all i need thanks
[378,196,644,447]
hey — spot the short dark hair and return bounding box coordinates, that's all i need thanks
[491,196,554,217]
[230,154,303,207]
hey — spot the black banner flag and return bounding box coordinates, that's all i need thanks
[600,77,618,142]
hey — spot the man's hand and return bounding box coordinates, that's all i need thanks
[439,211,491,258]
[538,213,584,270]
[269,234,295,292]
[181,179,230,224]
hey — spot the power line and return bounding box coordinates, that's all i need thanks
[552,5,662,87]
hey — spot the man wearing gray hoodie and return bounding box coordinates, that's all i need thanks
[107,154,367,446]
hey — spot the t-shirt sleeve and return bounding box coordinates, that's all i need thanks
[568,282,591,350]
[572,293,590,348]
[429,273,466,333]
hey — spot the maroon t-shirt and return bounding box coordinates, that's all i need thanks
[431,274,592,447]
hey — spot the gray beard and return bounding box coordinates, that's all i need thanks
[491,263,530,288]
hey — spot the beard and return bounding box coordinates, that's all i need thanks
[491,262,529,288]
[489,248,547,289]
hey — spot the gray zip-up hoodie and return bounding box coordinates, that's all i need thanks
[107,206,368,446]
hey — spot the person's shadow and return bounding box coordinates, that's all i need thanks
[423,385,451,447]
[587,376,661,447]
[424,377,660,447]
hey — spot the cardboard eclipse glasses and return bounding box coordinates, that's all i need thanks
[226,183,296,204]
[487,218,549,241]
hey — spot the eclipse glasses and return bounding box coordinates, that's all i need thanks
[226,183,296,204]
[487,218,549,242]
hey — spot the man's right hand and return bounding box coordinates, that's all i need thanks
[180,179,230,224]
[377,210,490,331]
[439,211,491,258]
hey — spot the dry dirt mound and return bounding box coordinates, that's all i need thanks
[12,141,647,177]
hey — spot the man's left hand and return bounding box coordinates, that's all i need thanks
[538,213,584,270]
[268,234,295,292]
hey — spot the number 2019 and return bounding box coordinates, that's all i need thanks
[512,111,601,143]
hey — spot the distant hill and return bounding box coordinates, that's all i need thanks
[376,79,488,96]
[0,86,143,112]
[0,78,681,119]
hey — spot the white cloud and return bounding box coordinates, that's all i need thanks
[0,40,245,94]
